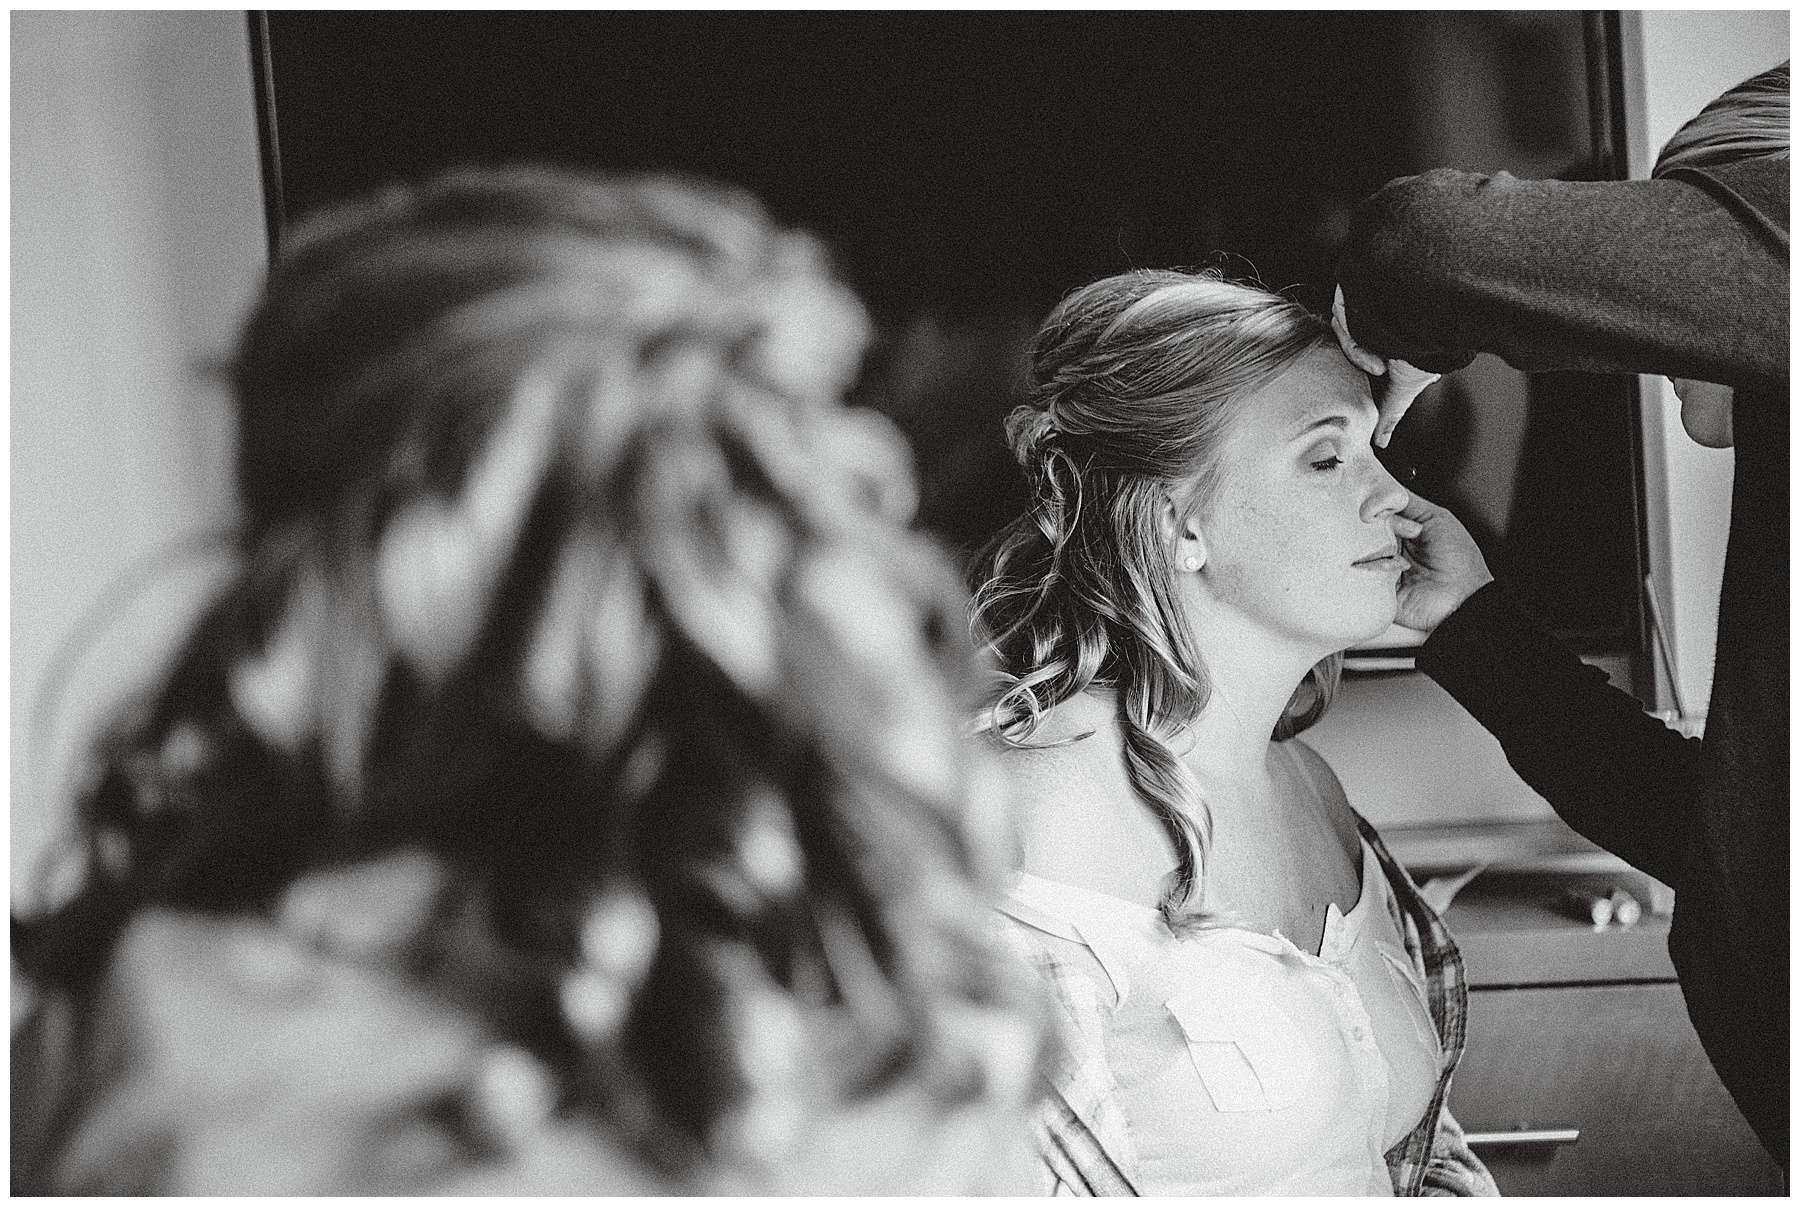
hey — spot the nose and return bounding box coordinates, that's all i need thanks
[1361,456,1410,523]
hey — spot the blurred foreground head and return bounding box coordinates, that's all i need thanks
[14,167,1040,1192]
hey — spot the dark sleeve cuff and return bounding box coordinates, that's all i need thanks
[1416,580,1698,886]
[1336,170,1483,375]
[1417,577,1636,748]
[1416,580,1543,684]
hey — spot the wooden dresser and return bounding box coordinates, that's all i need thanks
[1389,823,1783,1195]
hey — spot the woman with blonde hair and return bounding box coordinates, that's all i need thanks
[11,166,1044,1194]
[971,269,1495,1195]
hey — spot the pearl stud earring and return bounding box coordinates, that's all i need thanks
[1183,556,1201,572]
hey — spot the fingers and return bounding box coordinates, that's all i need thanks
[1397,491,1444,523]
[1373,359,1441,449]
[1334,286,1437,447]
[1385,359,1443,398]
[1373,401,1406,449]
[1331,286,1386,377]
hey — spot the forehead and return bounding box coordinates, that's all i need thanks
[1236,345,1375,435]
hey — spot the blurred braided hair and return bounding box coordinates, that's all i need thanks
[15,165,1041,1177]
[970,269,1340,931]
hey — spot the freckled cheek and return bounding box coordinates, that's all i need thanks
[1209,501,1315,594]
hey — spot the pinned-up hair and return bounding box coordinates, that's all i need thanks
[14,165,1043,1185]
[969,268,1339,931]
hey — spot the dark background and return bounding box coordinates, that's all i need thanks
[262,11,1640,651]
[267,12,1412,316]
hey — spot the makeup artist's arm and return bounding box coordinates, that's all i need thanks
[1397,496,1699,888]
[1335,162,1788,393]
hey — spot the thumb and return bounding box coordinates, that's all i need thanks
[1373,359,1441,448]
[1331,286,1387,377]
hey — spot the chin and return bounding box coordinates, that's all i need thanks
[1296,621,1395,661]
[1330,600,1401,652]
[1265,584,1399,657]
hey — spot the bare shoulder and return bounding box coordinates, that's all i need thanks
[991,729,1175,910]
[1285,738,1365,864]
[990,731,1127,836]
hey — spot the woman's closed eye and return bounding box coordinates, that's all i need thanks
[1308,452,1344,472]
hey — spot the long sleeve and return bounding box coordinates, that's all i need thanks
[992,912,1139,1196]
[1415,581,1700,890]
[1336,160,1788,393]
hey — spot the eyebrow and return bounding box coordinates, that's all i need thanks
[1292,414,1351,439]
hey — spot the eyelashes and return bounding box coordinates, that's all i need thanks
[1309,455,1344,472]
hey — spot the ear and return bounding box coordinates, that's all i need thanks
[1161,493,1209,574]
[1672,378,1735,449]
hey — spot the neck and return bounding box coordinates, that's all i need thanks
[1029,619,1321,800]
[1180,611,1322,790]
[1027,687,1123,750]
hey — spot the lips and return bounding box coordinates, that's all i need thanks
[1353,546,1407,570]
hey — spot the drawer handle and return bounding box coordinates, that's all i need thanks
[1465,1128,1580,1149]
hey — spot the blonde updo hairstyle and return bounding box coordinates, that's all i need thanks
[971,269,1341,929]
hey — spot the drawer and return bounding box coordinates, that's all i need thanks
[1443,868,1677,987]
[1450,983,1781,1195]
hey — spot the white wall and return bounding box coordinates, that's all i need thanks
[1625,9,1788,724]
[11,12,265,904]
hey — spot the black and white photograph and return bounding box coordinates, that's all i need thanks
[11,8,1788,1195]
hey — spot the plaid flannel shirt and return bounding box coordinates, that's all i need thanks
[996,813,1499,1197]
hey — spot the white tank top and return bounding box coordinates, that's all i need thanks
[1002,836,1443,1196]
